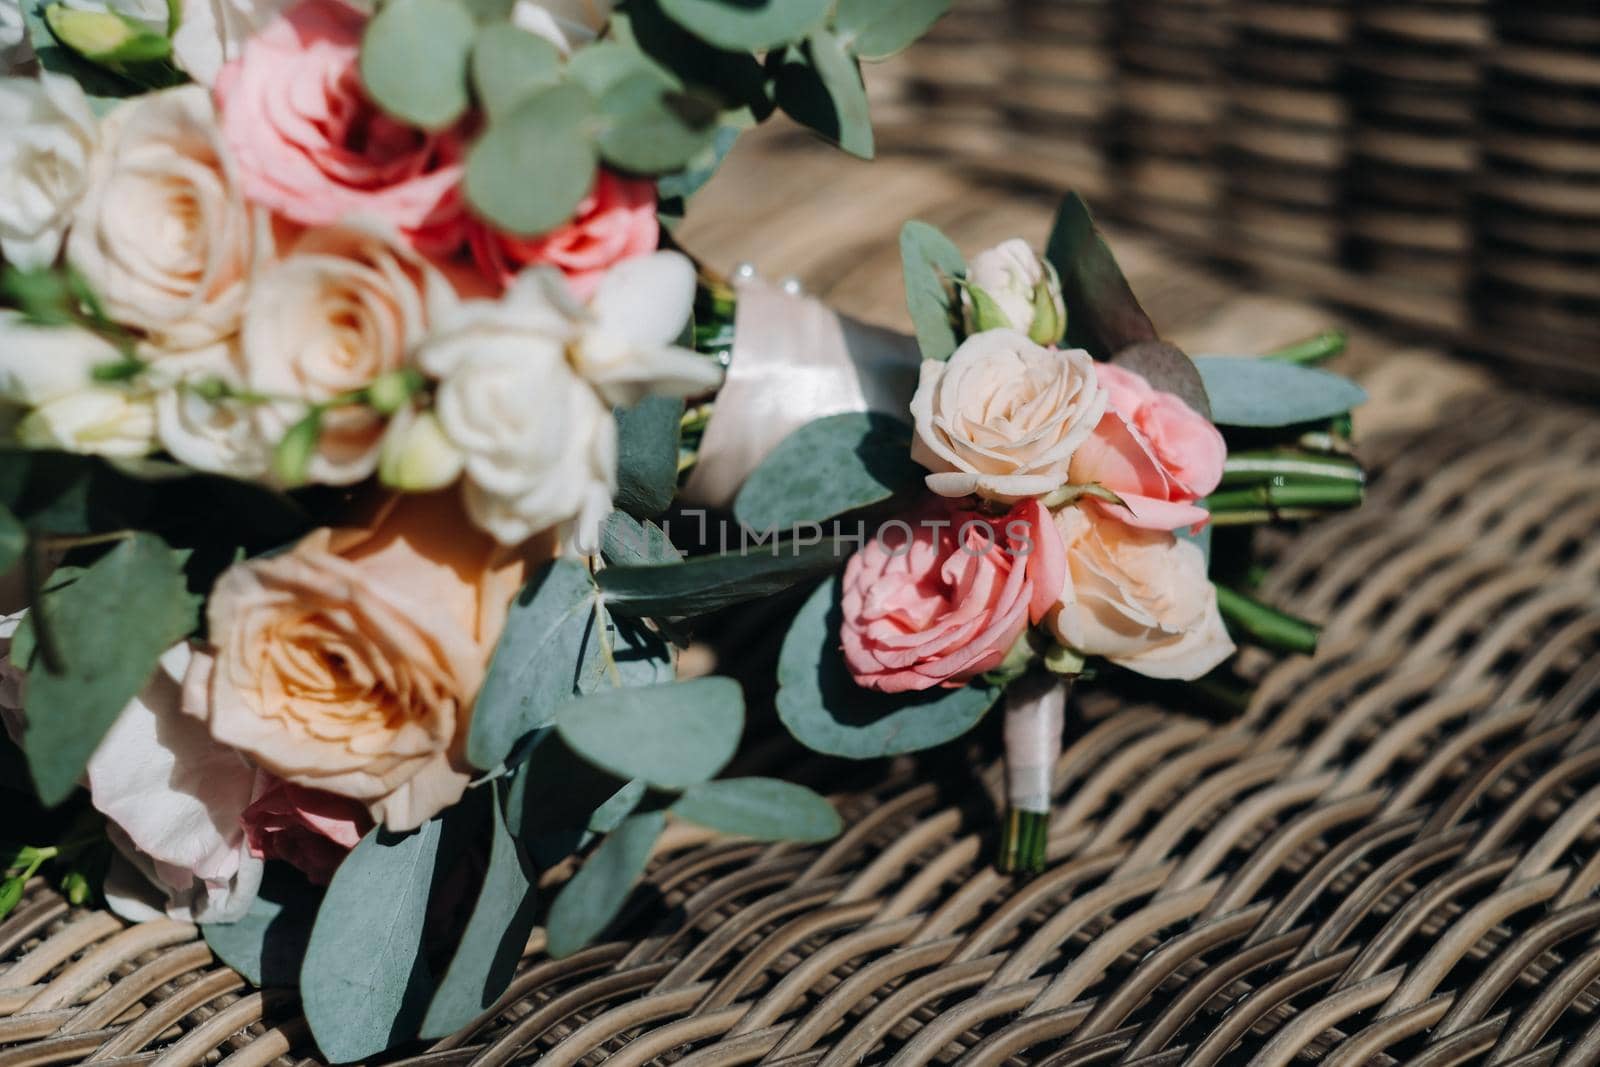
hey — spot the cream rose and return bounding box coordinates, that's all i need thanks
[420,276,615,550]
[0,72,98,269]
[962,238,1065,346]
[183,495,542,831]
[1047,505,1234,680]
[68,85,259,351]
[244,220,452,485]
[910,328,1105,502]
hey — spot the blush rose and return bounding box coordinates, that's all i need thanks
[841,499,1064,693]
[241,775,372,885]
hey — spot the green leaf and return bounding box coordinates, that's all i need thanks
[557,677,744,790]
[1045,193,1158,357]
[601,512,682,567]
[420,788,537,1039]
[1113,340,1212,422]
[771,31,873,159]
[581,609,676,691]
[1195,357,1368,427]
[570,40,717,173]
[734,413,921,530]
[359,0,475,130]
[0,504,25,577]
[776,576,1000,758]
[18,534,198,805]
[658,0,829,51]
[465,83,599,236]
[899,220,966,361]
[657,124,740,225]
[468,559,601,771]
[613,395,684,518]
[544,809,665,957]
[505,730,634,867]
[470,24,561,122]
[671,778,841,842]
[613,2,771,123]
[202,865,321,988]
[596,537,845,617]
[300,821,447,1062]
[834,0,951,61]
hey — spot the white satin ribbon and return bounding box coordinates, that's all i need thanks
[681,277,924,509]
[1004,678,1068,814]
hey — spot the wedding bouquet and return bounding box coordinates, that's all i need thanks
[0,0,951,1059]
[716,196,1369,873]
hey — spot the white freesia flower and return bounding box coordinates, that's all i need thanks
[88,643,264,924]
[150,343,271,478]
[0,72,98,269]
[0,313,157,457]
[69,85,259,350]
[170,0,291,85]
[568,251,725,408]
[20,388,158,457]
[509,0,610,53]
[419,272,614,550]
[0,0,30,74]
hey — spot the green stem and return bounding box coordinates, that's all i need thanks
[1220,451,1365,489]
[998,809,1049,876]
[1263,330,1347,366]
[1206,480,1365,514]
[1214,584,1319,655]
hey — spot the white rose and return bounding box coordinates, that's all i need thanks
[170,0,292,85]
[1047,506,1234,680]
[910,328,1105,502]
[509,0,610,53]
[68,85,259,350]
[88,642,264,924]
[149,343,271,478]
[0,0,30,74]
[244,220,452,485]
[0,72,98,269]
[963,238,1065,346]
[419,273,615,550]
[568,251,725,409]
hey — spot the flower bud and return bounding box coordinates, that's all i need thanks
[378,409,465,493]
[17,388,157,458]
[962,238,1067,347]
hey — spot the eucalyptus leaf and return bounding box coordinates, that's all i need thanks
[465,83,599,236]
[0,503,25,577]
[771,32,873,159]
[658,0,830,51]
[613,395,683,518]
[505,730,633,867]
[202,865,321,988]
[420,789,537,1038]
[556,677,744,790]
[1115,340,1211,422]
[470,25,561,122]
[672,778,841,842]
[1044,193,1157,357]
[596,537,846,617]
[300,821,447,1062]
[1195,356,1368,427]
[359,0,475,130]
[570,40,716,173]
[544,809,666,958]
[733,412,921,530]
[834,0,951,61]
[18,533,198,805]
[468,560,601,771]
[657,124,740,225]
[777,577,1000,758]
[613,2,771,122]
[601,512,682,567]
[900,220,966,361]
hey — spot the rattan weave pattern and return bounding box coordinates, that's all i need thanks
[0,391,1596,1066]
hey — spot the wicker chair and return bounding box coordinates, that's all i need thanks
[2,11,1599,1063]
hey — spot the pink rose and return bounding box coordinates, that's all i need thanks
[841,499,1064,694]
[214,0,465,247]
[242,775,373,885]
[1069,362,1226,531]
[468,170,657,300]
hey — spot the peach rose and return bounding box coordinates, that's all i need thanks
[241,775,372,885]
[911,329,1106,503]
[1070,362,1226,531]
[183,494,547,831]
[467,170,657,300]
[841,499,1064,694]
[214,0,465,247]
[1047,505,1234,680]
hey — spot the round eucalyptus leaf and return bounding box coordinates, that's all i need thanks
[834,0,951,61]
[556,677,744,790]
[672,778,842,842]
[359,0,475,130]
[465,83,599,236]
[471,25,562,122]
[659,0,830,50]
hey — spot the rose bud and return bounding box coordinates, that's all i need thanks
[962,238,1067,346]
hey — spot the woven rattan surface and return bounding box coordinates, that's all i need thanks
[1,137,1597,1067]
